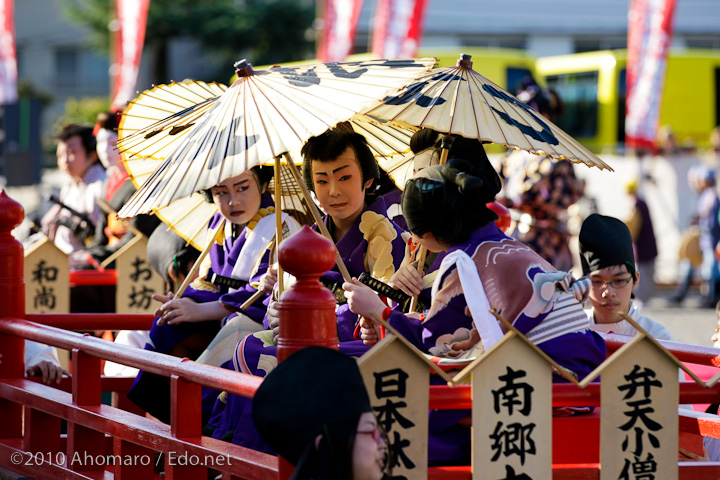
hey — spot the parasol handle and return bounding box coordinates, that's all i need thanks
[274,155,284,295]
[175,218,226,298]
[239,289,265,312]
[284,154,352,283]
[408,144,450,310]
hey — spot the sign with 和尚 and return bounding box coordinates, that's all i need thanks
[24,236,69,313]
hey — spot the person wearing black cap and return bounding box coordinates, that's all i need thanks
[252,347,389,480]
[579,213,672,340]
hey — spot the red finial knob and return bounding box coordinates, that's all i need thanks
[277,226,339,361]
[234,59,255,78]
[279,225,336,278]
[457,53,473,70]
[0,190,25,232]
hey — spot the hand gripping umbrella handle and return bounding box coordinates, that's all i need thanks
[175,218,227,298]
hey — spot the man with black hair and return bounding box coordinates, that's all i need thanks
[579,213,672,340]
[40,124,105,254]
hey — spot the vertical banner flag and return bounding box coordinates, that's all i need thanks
[317,0,364,62]
[372,0,428,59]
[0,0,18,104]
[625,0,677,151]
[111,0,150,111]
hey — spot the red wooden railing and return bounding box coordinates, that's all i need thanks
[4,189,720,478]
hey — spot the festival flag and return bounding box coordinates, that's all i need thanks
[111,0,150,111]
[317,0,365,62]
[371,0,428,59]
[0,0,18,104]
[625,0,678,151]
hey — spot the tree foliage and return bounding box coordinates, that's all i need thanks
[59,0,316,83]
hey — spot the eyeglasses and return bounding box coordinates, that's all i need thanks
[356,427,388,444]
[590,276,633,290]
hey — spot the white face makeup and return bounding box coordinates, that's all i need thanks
[412,148,440,175]
[96,129,120,169]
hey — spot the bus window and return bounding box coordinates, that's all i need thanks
[617,69,626,145]
[715,67,720,129]
[545,71,599,138]
[507,67,533,94]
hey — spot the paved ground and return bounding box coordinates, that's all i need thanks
[641,285,718,348]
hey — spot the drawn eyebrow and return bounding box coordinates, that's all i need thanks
[233,179,250,187]
[314,164,350,176]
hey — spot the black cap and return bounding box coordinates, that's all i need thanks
[252,347,371,466]
[579,213,636,276]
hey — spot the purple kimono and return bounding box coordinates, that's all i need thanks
[127,193,277,422]
[386,222,606,462]
[205,195,407,449]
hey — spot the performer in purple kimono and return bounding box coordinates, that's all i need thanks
[128,166,301,422]
[205,128,407,449]
[382,129,504,315]
[345,158,607,464]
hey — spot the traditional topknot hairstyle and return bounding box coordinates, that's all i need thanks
[409,128,502,196]
[199,165,273,203]
[301,127,380,195]
[403,158,499,244]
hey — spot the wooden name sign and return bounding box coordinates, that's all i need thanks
[24,237,69,314]
[115,235,164,314]
[359,334,430,480]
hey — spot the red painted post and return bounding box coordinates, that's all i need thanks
[68,347,105,473]
[113,437,155,480]
[276,226,338,362]
[170,372,202,437]
[23,406,62,454]
[0,190,25,438]
[275,226,337,480]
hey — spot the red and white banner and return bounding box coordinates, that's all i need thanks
[0,0,17,104]
[111,0,150,110]
[625,0,677,151]
[371,0,428,59]
[317,0,364,62]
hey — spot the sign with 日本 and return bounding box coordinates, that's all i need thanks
[359,334,429,480]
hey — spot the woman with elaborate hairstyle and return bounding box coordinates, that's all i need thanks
[345,157,606,463]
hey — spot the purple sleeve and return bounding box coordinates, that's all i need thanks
[218,248,273,323]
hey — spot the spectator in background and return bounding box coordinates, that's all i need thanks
[695,167,720,308]
[670,166,705,305]
[40,125,105,254]
[624,178,658,304]
[657,125,682,157]
[74,111,161,268]
[0,341,69,385]
[499,77,582,272]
